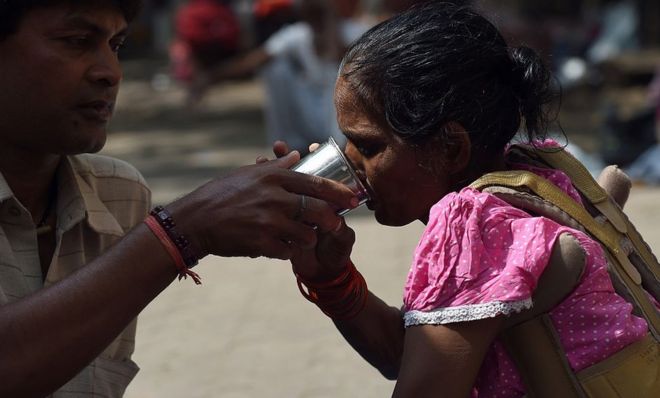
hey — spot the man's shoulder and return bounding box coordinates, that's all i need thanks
[69,153,148,187]
[68,154,151,222]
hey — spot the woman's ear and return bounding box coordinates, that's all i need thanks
[443,122,471,174]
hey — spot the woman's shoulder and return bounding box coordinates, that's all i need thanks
[427,188,531,233]
[405,187,573,318]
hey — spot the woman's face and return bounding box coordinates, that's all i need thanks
[335,78,450,226]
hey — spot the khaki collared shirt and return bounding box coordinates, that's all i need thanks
[0,154,151,397]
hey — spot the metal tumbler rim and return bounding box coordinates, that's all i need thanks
[326,136,371,201]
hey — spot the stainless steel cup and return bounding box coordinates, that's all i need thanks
[291,137,371,215]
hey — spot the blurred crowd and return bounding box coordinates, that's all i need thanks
[134,0,660,181]
[164,0,439,153]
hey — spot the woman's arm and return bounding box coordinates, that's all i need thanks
[333,292,406,379]
[188,48,272,103]
[393,317,503,398]
[292,221,502,387]
[291,222,407,379]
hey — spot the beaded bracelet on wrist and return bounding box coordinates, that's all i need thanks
[150,206,199,268]
[145,206,201,285]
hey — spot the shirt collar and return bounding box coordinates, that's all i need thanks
[59,157,124,237]
[0,157,124,236]
[0,172,13,202]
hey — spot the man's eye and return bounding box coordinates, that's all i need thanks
[110,38,126,53]
[65,35,91,47]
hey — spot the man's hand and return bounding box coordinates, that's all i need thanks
[169,151,357,260]
[259,141,356,280]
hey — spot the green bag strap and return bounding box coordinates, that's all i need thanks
[500,315,587,398]
[512,144,660,282]
[470,170,660,339]
[469,170,641,282]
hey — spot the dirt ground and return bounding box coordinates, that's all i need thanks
[102,62,660,398]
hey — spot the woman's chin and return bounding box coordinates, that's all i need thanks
[374,208,412,227]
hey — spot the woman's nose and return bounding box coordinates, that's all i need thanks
[344,143,364,171]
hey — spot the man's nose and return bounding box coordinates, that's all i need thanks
[86,49,122,87]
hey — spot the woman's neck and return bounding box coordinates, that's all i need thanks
[450,152,508,192]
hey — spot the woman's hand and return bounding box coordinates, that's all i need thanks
[259,141,356,280]
[291,219,356,283]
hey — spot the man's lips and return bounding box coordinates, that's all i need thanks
[76,100,114,122]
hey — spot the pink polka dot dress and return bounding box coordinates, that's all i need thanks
[402,148,653,397]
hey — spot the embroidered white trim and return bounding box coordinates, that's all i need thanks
[404,298,533,327]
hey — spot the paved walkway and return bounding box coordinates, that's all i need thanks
[104,70,660,398]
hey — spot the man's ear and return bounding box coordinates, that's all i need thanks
[443,122,471,174]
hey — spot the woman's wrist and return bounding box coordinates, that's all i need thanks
[295,260,368,320]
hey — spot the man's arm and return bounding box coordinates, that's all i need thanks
[0,152,357,397]
[0,223,175,397]
[188,48,272,104]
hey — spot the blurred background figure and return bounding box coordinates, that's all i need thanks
[252,0,297,44]
[170,0,241,84]
[625,66,660,185]
[186,0,369,153]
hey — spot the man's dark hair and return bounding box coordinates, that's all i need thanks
[0,0,143,39]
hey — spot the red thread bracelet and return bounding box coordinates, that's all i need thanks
[145,215,202,285]
[295,261,368,320]
[150,206,199,268]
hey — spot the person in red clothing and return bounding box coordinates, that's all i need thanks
[170,0,240,83]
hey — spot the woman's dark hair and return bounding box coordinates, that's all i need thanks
[339,1,556,157]
[0,0,143,40]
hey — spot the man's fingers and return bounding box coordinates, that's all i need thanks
[282,173,358,212]
[269,150,301,169]
[258,238,294,260]
[257,159,358,211]
[296,195,343,233]
[281,224,318,251]
[272,141,290,158]
[308,142,320,152]
[255,155,269,164]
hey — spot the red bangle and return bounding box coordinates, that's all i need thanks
[295,261,368,320]
[145,215,202,285]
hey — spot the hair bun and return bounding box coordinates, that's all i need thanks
[508,46,554,136]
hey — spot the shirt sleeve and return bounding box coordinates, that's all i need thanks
[403,188,570,327]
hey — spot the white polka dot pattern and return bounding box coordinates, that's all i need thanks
[402,144,653,397]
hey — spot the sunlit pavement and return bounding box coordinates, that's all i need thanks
[104,64,660,398]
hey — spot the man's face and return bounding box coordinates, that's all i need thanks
[0,4,128,156]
